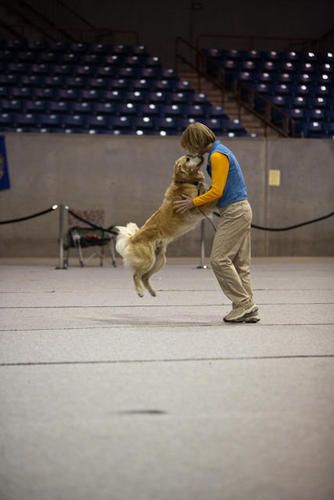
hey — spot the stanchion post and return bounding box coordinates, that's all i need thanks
[56,203,66,270]
[197,219,209,269]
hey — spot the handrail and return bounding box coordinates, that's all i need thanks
[234,81,295,137]
[18,0,76,41]
[196,34,317,53]
[54,0,97,31]
[2,1,57,41]
[0,18,26,40]
[0,0,140,44]
[175,36,295,137]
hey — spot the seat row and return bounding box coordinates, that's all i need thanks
[0,88,211,104]
[203,48,334,63]
[224,71,332,85]
[248,83,334,97]
[0,101,228,119]
[0,76,195,91]
[215,60,333,73]
[0,114,248,136]
[0,40,149,55]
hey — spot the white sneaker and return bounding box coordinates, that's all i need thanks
[224,303,258,323]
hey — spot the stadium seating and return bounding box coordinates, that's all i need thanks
[0,40,248,137]
[202,48,334,138]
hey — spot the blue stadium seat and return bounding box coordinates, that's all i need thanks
[309,97,327,108]
[34,88,57,100]
[39,113,63,129]
[324,123,334,137]
[62,114,86,130]
[17,50,36,62]
[52,64,73,76]
[118,102,141,116]
[25,100,49,113]
[170,92,193,104]
[88,77,109,89]
[65,76,86,88]
[110,116,133,133]
[72,102,94,114]
[80,89,100,101]
[208,105,229,119]
[101,90,125,103]
[94,102,119,115]
[57,89,79,101]
[7,62,27,74]
[161,104,184,117]
[118,67,139,79]
[134,116,156,133]
[156,116,179,132]
[140,103,162,117]
[147,91,169,104]
[185,104,207,119]
[10,87,31,99]
[154,79,177,91]
[132,79,153,91]
[95,66,117,78]
[303,121,325,138]
[49,101,72,114]
[43,76,65,88]
[81,54,101,65]
[175,80,193,92]
[90,43,110,55]
[0,74,18,86]
[109,78,131,90]
[125,90,148,102]
[0,112,14,129]
[202,118,223,133]
[192,93,210,106]
[86,115,111,131]
[0,99,22,112]
[291,96,308,108]
[39,51,60,64]
[75,65,95,76]
[15,113,39,129]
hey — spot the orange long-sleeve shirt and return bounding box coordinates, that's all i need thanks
[192,152,229,207]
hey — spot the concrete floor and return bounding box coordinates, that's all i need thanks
[0,257,334,500]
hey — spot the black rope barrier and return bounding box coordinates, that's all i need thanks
[0,206,57,225]
[212,210,334,232]
[250,211,334,231]
[67,209,119,236]
[0,204,332,234]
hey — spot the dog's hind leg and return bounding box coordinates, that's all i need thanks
[142,243,167,297]
[133,273,145,297]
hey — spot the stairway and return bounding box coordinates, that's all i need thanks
[179,70,279,137]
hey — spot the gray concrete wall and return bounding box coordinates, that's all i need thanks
[0,134,333,258]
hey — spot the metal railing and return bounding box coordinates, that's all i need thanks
[0,0,140,44]
[175,36,296,137]
[195,33,334,52]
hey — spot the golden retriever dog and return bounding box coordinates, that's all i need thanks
[116,154,216,297]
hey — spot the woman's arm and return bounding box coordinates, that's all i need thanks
[192,152,229,206]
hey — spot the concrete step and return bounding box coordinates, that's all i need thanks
[178,70,280,137]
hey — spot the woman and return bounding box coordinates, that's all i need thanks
[174,122,259,323]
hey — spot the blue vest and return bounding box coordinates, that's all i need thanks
[207,140,248,207]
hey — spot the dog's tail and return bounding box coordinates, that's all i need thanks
[115,222,139,266]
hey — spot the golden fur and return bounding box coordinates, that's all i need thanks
[116,155,215,297]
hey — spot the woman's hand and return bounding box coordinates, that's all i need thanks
[173,196,194,214]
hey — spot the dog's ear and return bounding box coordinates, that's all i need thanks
[174,159,186,179]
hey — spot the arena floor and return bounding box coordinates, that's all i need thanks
[0,257,333,500]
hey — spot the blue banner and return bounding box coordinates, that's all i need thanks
[0,136,10,190]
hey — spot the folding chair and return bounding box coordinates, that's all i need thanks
[63,209,117,268]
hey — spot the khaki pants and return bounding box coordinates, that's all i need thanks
[210,199,254,308]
